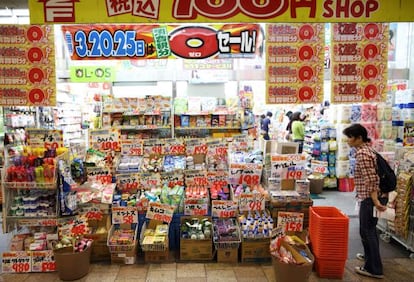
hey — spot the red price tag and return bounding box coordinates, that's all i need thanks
[96,175,112,184]
[41,262,56,272]
[12,262,30,273]
[285,170,303,180]
[277,212,304,232]
[152,145,163,155]
[193,144,207,154]
[169,144,186,154]
[100,141,119,151]
[285,222,303,232]
[238,174,260,185]
[219,210,236,217]
[215,147,228,155]
[85,211,103,220]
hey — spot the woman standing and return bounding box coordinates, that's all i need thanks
[291,111,305,153]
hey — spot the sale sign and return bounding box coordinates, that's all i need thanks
[2,251,31,273]
[277,212,304,232]
[89,128,121,152]
[26,129,63,149]
[146,202,175,223]
[331,23,388,103]
[266,23,324,104]
[0,25,56,106]
[271,154,307,180]
[31,250,55,272]
[229,163,262,185]
[112,206,139,224]
[212,200,238,218]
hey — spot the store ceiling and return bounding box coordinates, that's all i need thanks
[0,0,28,10]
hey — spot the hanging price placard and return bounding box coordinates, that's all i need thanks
[212,200,238,218]
[86,167,112,184]
[185,170,208,186]
[1,252,31,273]
[139,172,161,189]
[163,138,186,155]
[271,154,307,179]
[238,193,266,212]
[70,216,89,236]
[121,141,143,156]
[89,128,120,152]
[146,202,175,223]
[143,139,165,156]
[277,212,304,232]
[116,173,140,192]
[84,210,103,221]
[229,163,262,185]
[185,138,207,155]
[31,251,55,272]
[27,129,63,149]
[112,206,138,224]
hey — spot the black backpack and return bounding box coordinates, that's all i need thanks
[375,152,397,193]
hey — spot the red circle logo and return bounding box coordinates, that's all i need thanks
[363,44,378,60]
[27,26,43,42]
[363,65,378,80]
[364,24,379,39]
[28,89,46,104]
[27,47,43,63]
[298,66,314,82]
[28,68,44,83]
[364,85,378,100]
[298,86,314,102]
[298,46,314,61]
[299,25,315,40]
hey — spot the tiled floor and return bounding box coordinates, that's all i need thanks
[1,191,414,281]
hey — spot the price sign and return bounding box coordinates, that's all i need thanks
[143,139,165,156]
[17,218,58,226]
[31,251,55,272]
[212,200,238,218]
[230,135,253,152]
[84,210,103,221]
[185,170,208,186]
[146,202,175,223]
[139,172,161,189]
[282,166,306,180]
[186,139,208,155]
[229,163,262,185]
[27,129,63,149]
[2,252,31,273]
[271,154,307,179]
[184,200,209,216]
[86,167,112,184]
[238,193,265,212]
[116,173,140,192]
[70,216,89,236]
[112,206,138,224]
[277,212,304,232]
[160,172,184,187]
[121,141,143,156]
[207,170,229,187]
[311,160,328,174]
[271,226,286,239]
[89,129,120,152]
[164,138,186,155]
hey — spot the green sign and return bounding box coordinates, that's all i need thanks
[70,66,115,82]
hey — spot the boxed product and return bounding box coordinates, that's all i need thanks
[107,223,138,253]
[180,216,213,261]
[140,220,169,263]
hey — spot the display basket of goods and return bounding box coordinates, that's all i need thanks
[107,223,138,253]
[140,220,169,252]
[180,216,214,261]
[212,218,241,249]
[53,237,93,281]
[270,234,314,282]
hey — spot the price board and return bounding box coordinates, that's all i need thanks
[229,163,262,185]
[112,206,138,224]
[2,251,32,273]
[84,210,103,221]
[89,128,120,152]
[27,129,63,149]
[121,140,143,156]
[70,216,89,236]
[17,218,58,227]
[212,200,238,218]
[230,135,253,152]
[146,202,175,223]
[160,171,184,187]
[143,139,165,156]
[310,160,328,174]
[207,170,229,187]
[207,140,228,157]
[163,138,186,155]
[31,250,55,272]
[277,211,304,232]
[86,167,112,184]
[184,199,209,216]
[238,193,266,212]
[185,170,208,186]
[271,154,307,179]
[116,173,140,192]
[282,166,307,180]
[139,172,161,189]
[185,138,207,155]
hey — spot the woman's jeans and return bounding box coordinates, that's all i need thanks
[359,198,383,275]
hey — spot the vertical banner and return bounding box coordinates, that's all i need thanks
[266,23,324,104]
[0,25,56,106]
[331,23,388,103]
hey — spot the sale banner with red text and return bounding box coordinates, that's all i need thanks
[331,23,388,103]
[266,23,324,104]
[61,24,260,60]
[0,25,56,106]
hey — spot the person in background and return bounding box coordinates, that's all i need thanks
[342,124,387,280]
[284,110,293,140]
[261,111,272,140]
[291,111,305,153]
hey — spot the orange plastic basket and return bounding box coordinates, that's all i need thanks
[314,256,346,279]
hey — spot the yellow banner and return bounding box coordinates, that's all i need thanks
[29,0,414,24]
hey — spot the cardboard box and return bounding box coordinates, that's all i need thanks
[217,248,238,263]
[110,248,137,265]
[180,216,213,261]
[241,238,271,263]
[144,249,169,263]
[90,244,111,262]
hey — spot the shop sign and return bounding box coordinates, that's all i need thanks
[146,202,174,223]
[26,129,63,149]
[31,251,55,272]
[2,252,32,273]
[30,0,414,24]
[277,211,304,232]
[212,200,238,218]
[331,23,388,103]
[70,66,115,82]
[60,24,261,60]
[0,25,56,106]
[266,23,324,104]
[112,206,139,224]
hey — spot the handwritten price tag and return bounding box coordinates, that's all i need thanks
[207,171,228,186]
[160,172,184,187]
[121,142,143,156]
[2,252,31,273]
[229,163,262,185]
[143,139,165,155]
[139,173,161,189]
[184,200,208,216]
[87,167,112,184]
[238,193,265,212]
[116,174,140,192]
[185,170,208,186]
[27,129,63,149]
[185,139,207,155]
[212,200,238,218]
[32,251,55,272]
[311,160,328,174]
[164,139,186,155]
[146,202,175,223]
[271,154,307,180]
[112,206,138,224]
[277,212,304,232]
[84,211,103,221]
[282,167,306,180]
[89,129,120,152]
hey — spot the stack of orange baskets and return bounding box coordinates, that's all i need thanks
[309,206,349,279]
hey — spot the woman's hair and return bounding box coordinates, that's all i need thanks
[291,111,302,121]
[343,123,371,143]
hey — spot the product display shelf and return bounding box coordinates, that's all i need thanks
[3,106,38,147]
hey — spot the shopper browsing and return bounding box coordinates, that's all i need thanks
[290,111,305,153]
[342,124,387,279]
[260,111,272,140]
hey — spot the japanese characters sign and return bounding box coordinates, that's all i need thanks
[60,24,261,60]
[31,251,55,273]
[184,199,209,216]
[89,128,121,152]
[266,23,324,104]
[26,129,63,149]
[146,202,175,223]
[86,167,112,184]
[121,140,143,156]
[185,170,208,187]
[238,193,266,212]
[116,173,140,192]
[2,252,31,273]
[229,163,263,186]
[277,211,304,232]
[185,139,207,155]
[271,154,307,180]
[30,0,414,24]
[331,23,388,103]
[163,138,186,155]
[212,200,238,218]
[112,206,139,224]
[0,25,56,106]
[139,172,161,190]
